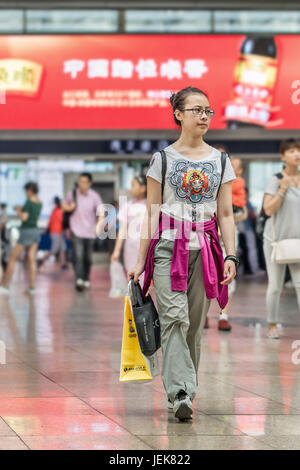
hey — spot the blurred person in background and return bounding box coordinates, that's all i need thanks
[107,200,120,257]
[237,188,259,275]
[231,157,247,217]
[62,173,104,292]
[0,182,42,296]
[204,146,247,331]
[263,139,300,339]
[38,196,68,270]
[0,203,8,272]
[0,203,7,235]
[110,175,147,287]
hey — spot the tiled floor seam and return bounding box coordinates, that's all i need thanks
[243,434,278,450]
[191,408,250,437]
[61,343,122,368]
[191,409,296,449]
[77,397,156,450]
[3,359,77,398]
[204,376,300,413]
[0,417,31,450]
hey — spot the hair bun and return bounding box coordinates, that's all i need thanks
[169,92,176,108]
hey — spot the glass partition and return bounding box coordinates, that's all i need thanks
[125,9,212,32]
[26,9,119,33]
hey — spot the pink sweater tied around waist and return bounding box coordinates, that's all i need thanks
[142,212,228,310]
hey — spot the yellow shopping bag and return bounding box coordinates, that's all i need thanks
[119,295,153,383]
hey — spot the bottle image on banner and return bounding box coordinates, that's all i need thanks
[224,36,278,129]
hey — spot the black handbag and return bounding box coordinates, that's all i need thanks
[128,279,161,357]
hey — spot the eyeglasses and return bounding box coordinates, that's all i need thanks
[181,107,214,117]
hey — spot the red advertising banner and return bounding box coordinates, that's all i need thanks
[0,34,299,130]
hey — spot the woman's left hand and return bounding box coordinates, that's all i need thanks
[220,260,236,285]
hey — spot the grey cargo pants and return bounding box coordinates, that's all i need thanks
[153,237,211,402]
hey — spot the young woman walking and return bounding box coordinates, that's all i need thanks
[0,182,42,296]
[263,139,300,339]
[128,86,238,421]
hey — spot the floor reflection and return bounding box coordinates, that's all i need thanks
[0,262,300,449]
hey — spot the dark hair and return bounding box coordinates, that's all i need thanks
[0,203,6,209]
[279,138,300,155]
[79,172,93,183]
[169,86,209,126]
[134,174,147,197]
[213,143,231,157]
[134,174,147,186]
[24,182,38,194]
[54,196,61,207]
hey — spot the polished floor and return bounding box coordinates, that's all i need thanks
[0,259,300,450]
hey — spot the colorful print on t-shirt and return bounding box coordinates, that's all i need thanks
[168,160,220,204]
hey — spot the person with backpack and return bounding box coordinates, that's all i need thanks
[263,139,300,339]
[204,145,248,332]
[128,86,238,421]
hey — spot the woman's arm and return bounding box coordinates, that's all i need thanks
[217,181,236,285]
[61,201,76,212]
[110,221,126,262]
[128,177,162,282]
[14,206,29,222]
[263,174,290,216]
[95,213,106,237]
[263,194,284,217]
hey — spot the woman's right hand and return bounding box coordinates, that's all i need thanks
[127,261,145,284]
[279,175,291,193]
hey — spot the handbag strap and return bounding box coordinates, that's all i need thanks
[270,172,284,243]
[216,152,227,200]
[159,149,167,201]
[271,216,277,243]
[72,187,77,204]
[129,279,144,307]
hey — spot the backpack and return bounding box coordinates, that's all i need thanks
[255,172,283,240]
[159,150,227,201]
[62,188,77,230]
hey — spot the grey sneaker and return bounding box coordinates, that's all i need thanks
[167,399,173,411]
[173,390,193,421]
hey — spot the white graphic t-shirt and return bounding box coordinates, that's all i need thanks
[146,145,236,249]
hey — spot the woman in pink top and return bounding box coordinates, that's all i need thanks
[128,86,238,421]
